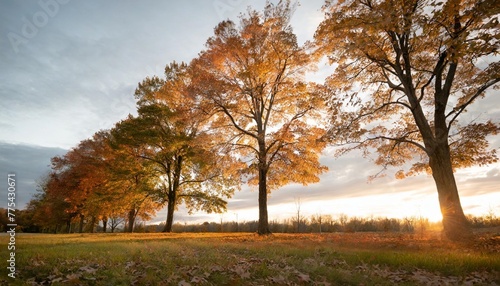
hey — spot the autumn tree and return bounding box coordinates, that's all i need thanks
[97,132,162,233]
[44,131,160,233]
[49,143,97,233]
[315,0,500,240]
[25,181,72,233]
[112,62,239,232]
[191,1,327,235]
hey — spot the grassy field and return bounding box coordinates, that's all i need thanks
[0,231,498,285]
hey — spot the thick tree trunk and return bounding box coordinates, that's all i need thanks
[429,144,472,241]
[163,156,182,233]
[163,197,176,232]
[257,165,271,235]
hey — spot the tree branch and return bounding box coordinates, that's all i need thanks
[446,78,500,130]
[217,103,258,139]
[366,133,427,154]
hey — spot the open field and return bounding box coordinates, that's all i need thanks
[0,232,499,285]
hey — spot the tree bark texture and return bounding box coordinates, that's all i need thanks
[163,194,176,232]
[163,156,182,232]
[258,166,271,235]
[428,143,472,241]
[257,141,271,235]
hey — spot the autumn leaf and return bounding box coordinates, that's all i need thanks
[178,280,191,286]
[296,272,310,283]
[233,264,251,279]
[268,275,287,284]
[190,276,207,284]
[79,265,98,274]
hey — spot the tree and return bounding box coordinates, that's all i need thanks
[191,1,328,235]
[49,143,98,233]
[101,135,162,233]
[43,131,161,233]
[30,174,75,233]
[315,0,500,240]
[112,62,239,232]
[294,197,302,233]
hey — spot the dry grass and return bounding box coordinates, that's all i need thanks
[0,231,498,285]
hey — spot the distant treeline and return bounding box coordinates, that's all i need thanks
[139,214,500,234]
[2,208,498,234]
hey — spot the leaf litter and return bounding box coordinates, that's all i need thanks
[21,232,499,285]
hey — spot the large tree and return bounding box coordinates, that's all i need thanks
[191,1,327,235]
[112,62,239,232]
[315,0,499,240]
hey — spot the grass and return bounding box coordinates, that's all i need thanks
[0,232,498,285]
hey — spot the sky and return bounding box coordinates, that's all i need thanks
[1,0,499,226]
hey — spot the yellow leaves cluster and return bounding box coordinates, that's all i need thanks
[315,0,500,180]
[191,1,328,194]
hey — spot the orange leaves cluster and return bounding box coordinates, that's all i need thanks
[315,0,500,178]
[191,1,327,193]
[44,131,161,229]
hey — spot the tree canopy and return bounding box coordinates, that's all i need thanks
[191,1,327,234]
[111,62,240,232]
[315,0,499,240]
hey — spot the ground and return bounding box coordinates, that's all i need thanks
[0,230,498,285]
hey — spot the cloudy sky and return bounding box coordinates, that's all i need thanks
[1,0,499,225]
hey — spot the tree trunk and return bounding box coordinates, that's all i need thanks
[429,144,472,241]
[102,217,108,233]
[163,195,176,232]
[89,216,96,233]
[164,155,183,232]
[78,214,85,233]
[127,209,136,233]
[257,165,271,235]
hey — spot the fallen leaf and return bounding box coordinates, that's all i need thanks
[190,276,207,284]
[297,272,310,283]
[233,265,251,279]
[210,265,225,272]
[79,265,97,274]
[268,275,286,283]
[178,280,191,286]
[65,273,81,281]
